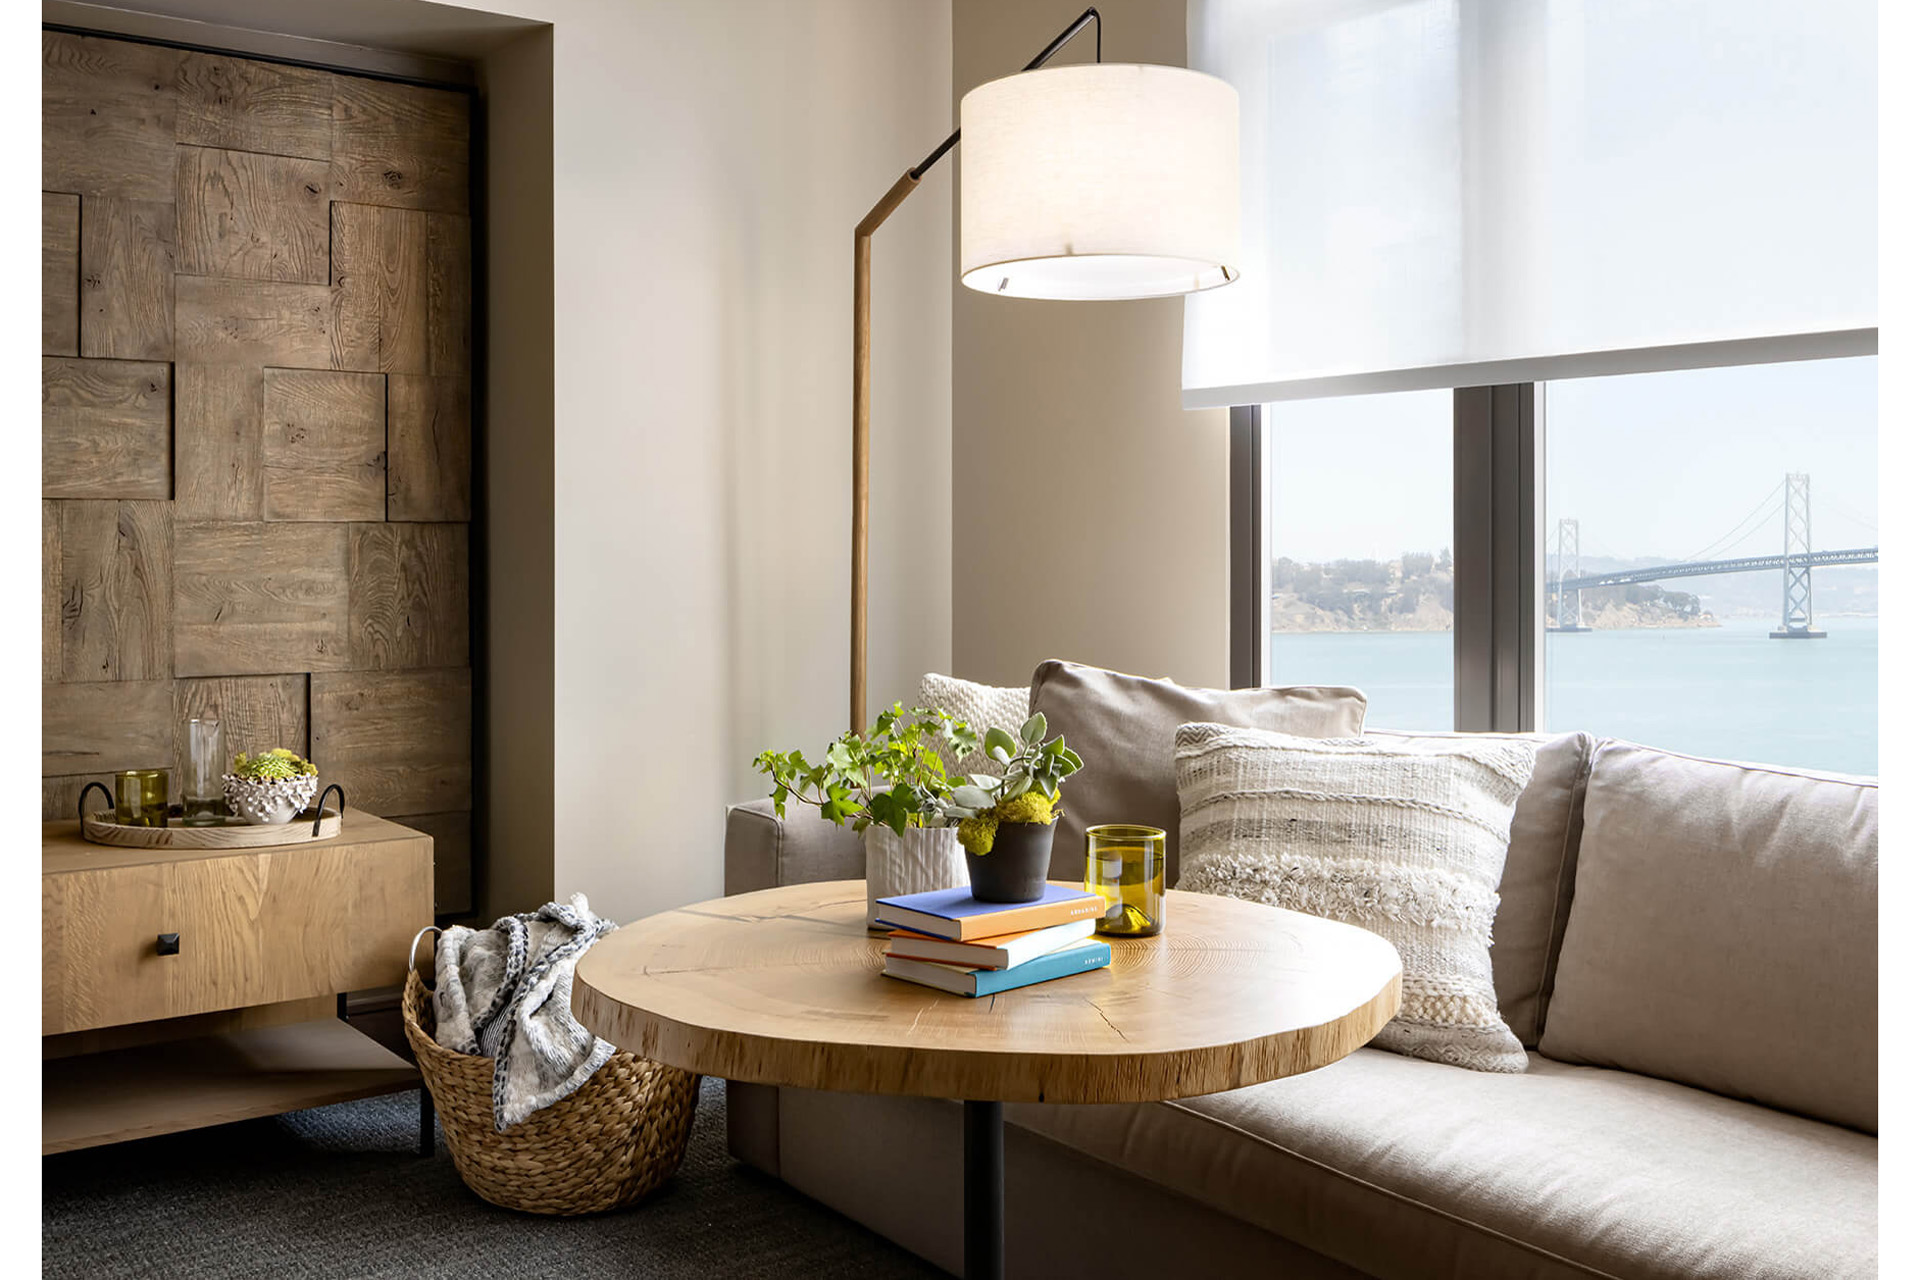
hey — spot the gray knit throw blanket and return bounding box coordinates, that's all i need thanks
[432,894,618,1130]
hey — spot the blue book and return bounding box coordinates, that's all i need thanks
[883,938,1112,997]
[872,883,1102,940]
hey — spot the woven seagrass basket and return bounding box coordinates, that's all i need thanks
[402,967,700,1215]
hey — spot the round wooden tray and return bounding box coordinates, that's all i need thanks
[81,807,344,849]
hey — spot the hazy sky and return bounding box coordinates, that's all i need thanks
[1270,355,1878,563]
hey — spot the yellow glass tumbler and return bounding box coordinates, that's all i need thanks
[115,768,170,828]
[1085,824,1166,937]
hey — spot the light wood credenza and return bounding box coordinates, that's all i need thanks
[42,811,433,1154]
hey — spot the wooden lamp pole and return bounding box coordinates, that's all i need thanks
[849,7,1100,733]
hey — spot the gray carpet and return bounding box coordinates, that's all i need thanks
[43,1077,944,1279]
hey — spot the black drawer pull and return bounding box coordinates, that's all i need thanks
[156,933,180,956]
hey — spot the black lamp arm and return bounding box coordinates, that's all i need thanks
[908,6,1101,181]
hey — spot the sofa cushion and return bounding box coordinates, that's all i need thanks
[915,672,1030,779]
[1029,659,1367,884]
[1175,725,1537,1072]
[1367,729,1595,1048]
[723,799,864,895]
[1009,1048,1877,1280]
[1538,743,1878,1133]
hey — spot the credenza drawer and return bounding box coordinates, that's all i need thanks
[42,831,431,1036]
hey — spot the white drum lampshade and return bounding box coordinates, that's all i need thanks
[960,63,1240,301]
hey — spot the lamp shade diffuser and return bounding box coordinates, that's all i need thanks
[960,63,1240,301]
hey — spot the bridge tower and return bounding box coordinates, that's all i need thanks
[1771,472,1826,639]
[1547,518,1590,633]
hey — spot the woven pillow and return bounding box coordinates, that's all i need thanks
[916,672,1030,779]
[1175,723,1539,1073]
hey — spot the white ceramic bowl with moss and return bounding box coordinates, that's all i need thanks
[222,773,320,824]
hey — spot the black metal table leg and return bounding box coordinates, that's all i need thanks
[963,1100,1004,1280]
[419,1085,435,1157]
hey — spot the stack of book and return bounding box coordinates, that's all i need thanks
[874,884,1111,997]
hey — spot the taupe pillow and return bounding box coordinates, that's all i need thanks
[1030,659,1367,883]
[1367,729,1595,1047]
[1176,724,1539,1072]
[1539,743,1878,1133]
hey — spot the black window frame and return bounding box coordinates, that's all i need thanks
[1229,386,1544,735]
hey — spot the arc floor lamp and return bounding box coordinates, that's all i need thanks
[848,5,1241,732]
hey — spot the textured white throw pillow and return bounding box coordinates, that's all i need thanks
[1175,723,1538,1073]
[916,672,1031,778]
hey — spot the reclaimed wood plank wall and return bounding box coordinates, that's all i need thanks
[41,31,475,916]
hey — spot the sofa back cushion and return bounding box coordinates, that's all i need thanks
[1368,729,1595,1048]
[1538,742,1879,1132]
[1029,659,1368,884]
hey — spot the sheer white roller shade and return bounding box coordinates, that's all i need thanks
[1182,0,1877,406]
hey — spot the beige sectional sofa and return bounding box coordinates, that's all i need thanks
[722,702,1877,1278]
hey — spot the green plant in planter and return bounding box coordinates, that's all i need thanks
[945,713,1083,855]
[230,747,318,781]
[754,703,979,836]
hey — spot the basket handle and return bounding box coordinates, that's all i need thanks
[77,780,112,822]
[408,925,442,991]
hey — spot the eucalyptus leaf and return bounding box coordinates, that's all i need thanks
[969,773,1002,791]
[952,785,994,809]
[1021,712,1046,745]
[1002,774,1033,800]
[984,726,1019,757]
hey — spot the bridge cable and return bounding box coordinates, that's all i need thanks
[1682,479,1787,563]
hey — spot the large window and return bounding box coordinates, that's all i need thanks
[1246,357,1878,775]
[1267,391,1453,730]
[1542,358,1877,774]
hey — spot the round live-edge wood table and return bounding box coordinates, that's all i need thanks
[574,880,1401,1280]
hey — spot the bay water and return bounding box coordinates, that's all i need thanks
[1271,615,1877,777]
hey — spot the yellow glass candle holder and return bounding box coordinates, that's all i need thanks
[115,768,170,828]
[1085,824,1166,937]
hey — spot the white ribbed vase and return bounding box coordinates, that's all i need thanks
[864,826,967,929]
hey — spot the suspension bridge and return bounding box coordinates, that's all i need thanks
[1547,473,1878,639]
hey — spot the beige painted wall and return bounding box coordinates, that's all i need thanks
[952,0,1230,690]
[477,28,556,923]
[511,0,953,924]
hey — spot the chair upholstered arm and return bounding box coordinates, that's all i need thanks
[723,798,866,896]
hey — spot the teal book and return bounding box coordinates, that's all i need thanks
[882,937,1112,997]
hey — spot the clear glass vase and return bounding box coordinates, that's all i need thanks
[183,717,226,826]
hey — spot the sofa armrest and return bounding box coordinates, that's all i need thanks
[724,798,865,896]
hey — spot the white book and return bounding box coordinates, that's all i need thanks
[884,917,1097,970]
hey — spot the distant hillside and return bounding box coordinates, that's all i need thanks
[1274,552,1718,633]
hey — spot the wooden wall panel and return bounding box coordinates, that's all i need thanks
[349,523,468,669]
[43,193,80,356]
[43,502,62,683]
[330,202,428,374]
[174,522,350,676]
[44,679,173,775]
[42,357,171,500]
[391,810,472,916]
[175,675,309,767]
[174,364,264,521]
[56,501,172,683]
[81,198,176,361]
[262,369,386,521]
[42,33,180,202]
[387,375,471,521]
[175,52,331,161]
[176,146,330,283]
[44,775,117,823]
[43,35,475,917]
[426,213,471,376]
[311,670,472,816]
[175,276,331,367]
[331,79,469,214]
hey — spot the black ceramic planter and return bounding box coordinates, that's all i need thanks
[965,818,1058,903]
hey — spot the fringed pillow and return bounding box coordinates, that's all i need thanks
[1175,723,1538,1073]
